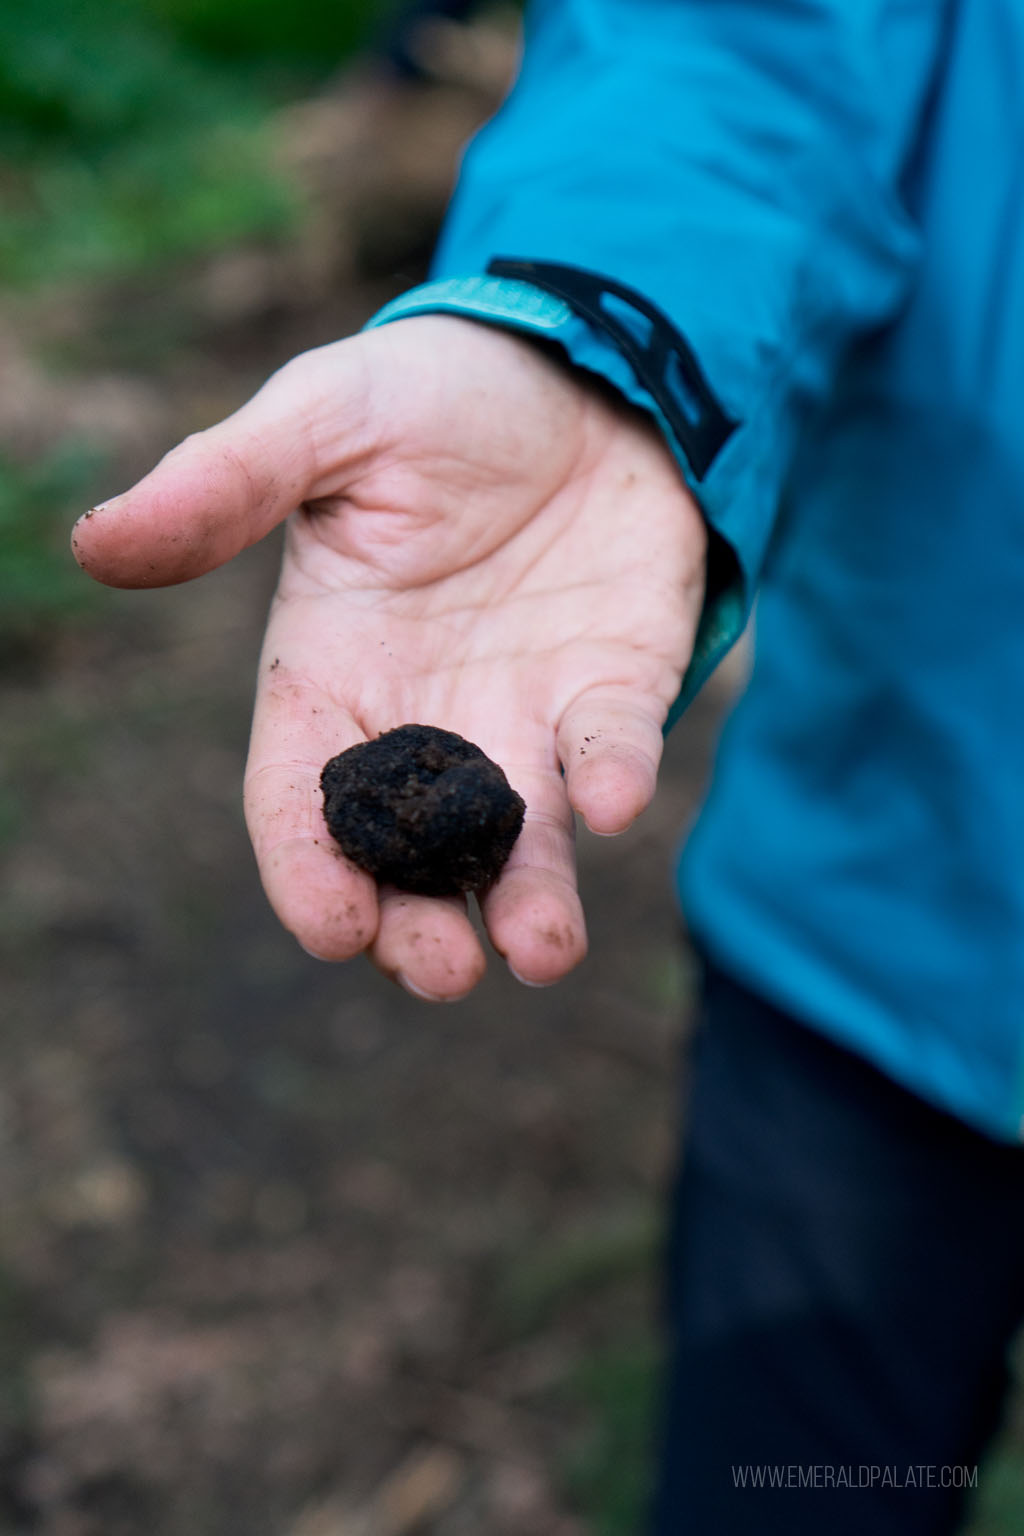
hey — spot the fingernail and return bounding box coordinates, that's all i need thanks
[397,972,462,1003]
[299,941,333,962]
[509,967,557,989]
[581,812,629,837]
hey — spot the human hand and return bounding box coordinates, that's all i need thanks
[72,317,707,998]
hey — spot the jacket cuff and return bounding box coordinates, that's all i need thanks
[364,275,747,726]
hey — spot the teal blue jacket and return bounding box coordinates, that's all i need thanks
[369,0,1024,1141]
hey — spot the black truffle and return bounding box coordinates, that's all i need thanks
[320,724,526,896]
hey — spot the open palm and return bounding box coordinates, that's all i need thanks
[73,316,707,998]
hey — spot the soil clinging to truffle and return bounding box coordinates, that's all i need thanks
[320,724,526,896]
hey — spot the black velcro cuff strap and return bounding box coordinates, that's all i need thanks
[487,258,738,482]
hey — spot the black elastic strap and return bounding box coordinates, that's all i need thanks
[487,258,738,481]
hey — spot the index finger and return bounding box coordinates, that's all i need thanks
[244,650,378,961]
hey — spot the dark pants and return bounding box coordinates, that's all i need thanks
[652,960,1024,1535]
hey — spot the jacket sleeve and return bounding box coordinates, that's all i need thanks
[366,0,949,720]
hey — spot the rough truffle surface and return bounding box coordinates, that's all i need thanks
[320,724,526,896]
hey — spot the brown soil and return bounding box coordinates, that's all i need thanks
[0,37,740,1536]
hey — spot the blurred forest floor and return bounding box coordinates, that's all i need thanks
[1,9,1023,1535]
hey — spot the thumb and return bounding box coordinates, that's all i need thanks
[70,344,359,589]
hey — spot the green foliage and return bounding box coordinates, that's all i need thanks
[490,1206,659,1341]
[964,1371,1024,1536]
[148,0,387,67]
[0,0,390,286]
[562,1338,661,1536]
[487,1209,661,1533]
[965,1449,1024,1536]
[0,1263,43,1429]
[0,442,107,655]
